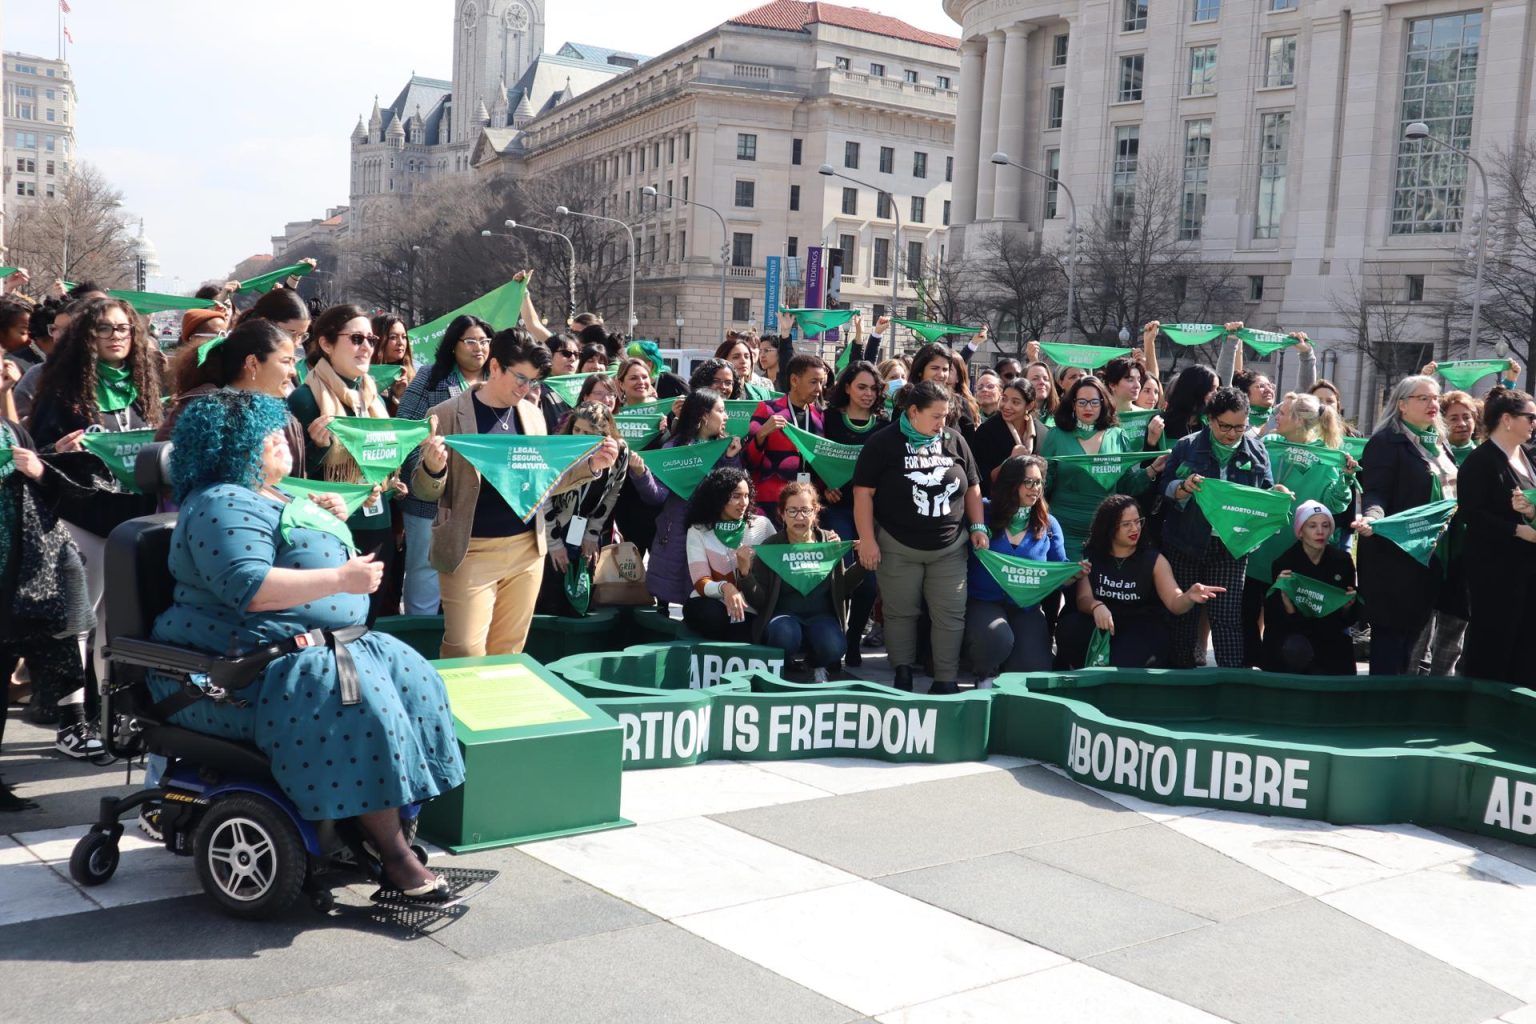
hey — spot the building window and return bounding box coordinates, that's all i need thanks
[1256,110,1290,239]
[731,233,754,267]
[663,233,671,262]
[789,184,801,211]
[877,192,892,219]
[1044,149,1062,219]
[791,138,802,165]
[679,230,687,257]
[1393,13,1482,235]
[911,197,926,223]
[43,135,54,152]
[937,75,952,90]
[913,152,928,178]
[1193,0,1220,20]
[736,133,757,160]
[845,141,860,169]
[638,148,647,174]
[1047,86,1065,129]
[787,235,798,258]
[873,238,891,279]
[945,156,953,182]
[835,56,850,70]
[839,233,858,275]
[1263,36,1296,87]
[1053,34,1070,66]
[18,132,36,149]
[15,182,34,197]
[870,62,886,77]
[668,137,676,163]
[18,104,32,120]
[943,199,952,225]
[842,186,859,215]
[1407,274,1426,302]
[1111,125,1140,235]
[904,70,919,84]
[685,133,691,159]
[44,184,54,199]
[1181,119,1212,239]
[1269,0,1296,10]
[906,241,924,279]
[1118,55,1144,102]
[879,146,894,173]
[1188,45,1217,95]
[1123,0,1148,32]
[732,297,752,321]
[44,160,53,175]
[735,180,756,208]
[1248,276,1266,301]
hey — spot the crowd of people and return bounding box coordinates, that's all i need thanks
[0,266,1531,901]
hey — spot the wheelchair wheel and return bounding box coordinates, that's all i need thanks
[69,830,120,886]
[194,795,306,920]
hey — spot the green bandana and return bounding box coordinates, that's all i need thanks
[278,477,376,518]
[1249,407,1272,430]
[444,434,603,521]
[782,308,857,336]
[636,437,734,499]
[1159,323,1226,347]
[564,561,592,615]
[279,495,356,554]
[236,261,316,295]
[1523,488,1536,510]
[1204,421,1240,468]
[1262,437,1354,511]
[1450,440,1477,466]
[712,517,747,549]
[1072,420,1099,439]
[0,448,12,472]
[195,333,228,366]
[80,428,156,492]
[408,277,528,366]
[723,400,764,439]
[1117,408,1164,452]
[742,381,780,402]
[754,541,855,596]
[899,414,940,450]
[95,364,138,414]
[1268,574,1355,618]
[1007,509,1031,535]
[975,549,1081,608]
[614,399,672,450]
[891,318,979,343]
[835,343,854,375]
[1192,478,1293,557]
[1085,627,1113,667]
[326,416,432,485]
[1238,329,1300,357]
[107,290,217,314]
[1340,435,1368,462]
[1369,498,1458,566]
[542,373,593,407]
[1047,451,1151,493]
[1037,342,1134,370]
[1405,422,1441,457]
[782,423,861,489]
[366,364,405,391]
[1435,359,1509,390]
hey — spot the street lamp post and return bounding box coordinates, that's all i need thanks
[1404,121,1489,359]
[992,152,1079,336]
[675,315,685,346]
[818,164,900,328]
[643,185,728,347]
[556,206,636,336]
[504,219,577,323]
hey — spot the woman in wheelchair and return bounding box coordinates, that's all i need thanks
[153,389,464,903]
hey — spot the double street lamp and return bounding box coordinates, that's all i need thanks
[482,219,577,322]
[991,152,1079,333]
[818,164,900,325]
[556,206,636,334]
[1404,121,1489,359]
[643,185,728,347]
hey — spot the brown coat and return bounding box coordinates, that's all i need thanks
[410,385,599,574]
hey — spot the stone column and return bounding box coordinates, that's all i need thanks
[952,37,988,226]
[993,23,1033,223]
[975,30,1007,222]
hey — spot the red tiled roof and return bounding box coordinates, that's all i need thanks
[321,215,344,226]
[729,0,961,50]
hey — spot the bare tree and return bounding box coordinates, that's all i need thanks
[8,163,138,287]
[966,229,1067,357]
[501,165,634,328]
[1330,264,1428,422]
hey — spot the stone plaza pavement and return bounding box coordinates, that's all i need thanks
[4,711,1536,1024]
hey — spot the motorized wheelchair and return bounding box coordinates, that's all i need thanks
[69,443,490,921]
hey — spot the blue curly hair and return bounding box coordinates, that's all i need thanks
[170,389,291,502]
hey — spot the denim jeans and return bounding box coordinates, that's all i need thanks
[401,511,441,616]
[763,613,845,669]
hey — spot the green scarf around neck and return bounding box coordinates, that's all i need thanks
[1406,421,1441,456]
[899,414,940,450]
[1204,418,1240,468]
[96,363,138,414]
[1072,420,1098,440]
[1007,509,1031,535]
[713,517,747,549]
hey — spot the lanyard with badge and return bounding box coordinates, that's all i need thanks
[790,402,814,487]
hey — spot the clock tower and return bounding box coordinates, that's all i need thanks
[452,0,545,144]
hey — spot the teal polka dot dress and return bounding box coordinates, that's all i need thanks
[146,484,464,821]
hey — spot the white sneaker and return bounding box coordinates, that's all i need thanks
[55,723,105,759]
[812,668,830,684]
[976,676,997,690]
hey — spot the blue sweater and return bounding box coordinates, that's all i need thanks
[967,513,1069,608]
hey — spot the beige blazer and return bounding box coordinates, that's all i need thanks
[410,386,599,574]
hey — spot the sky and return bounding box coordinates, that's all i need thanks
[3,0,962,292]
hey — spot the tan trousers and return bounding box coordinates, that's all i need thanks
[438,532,542,659]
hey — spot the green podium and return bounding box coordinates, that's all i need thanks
[418,654,631,853]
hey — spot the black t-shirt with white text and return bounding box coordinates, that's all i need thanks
[852,423,980,550]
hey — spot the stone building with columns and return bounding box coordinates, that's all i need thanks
[945,0,1536,424]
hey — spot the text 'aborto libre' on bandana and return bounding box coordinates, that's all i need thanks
[754,541,855,596]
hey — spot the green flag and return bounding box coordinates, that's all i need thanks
[782,423,861,489]
[1262,437,1353,511]
[108,290,218,315]
[1340,435,1368,462]
[1435,359,1509,390]
[1238,329,1300,357]
[723,399,763,439]
[835,342,854,375]
[892,318,980,343]
[80,429,157,492]
[279,495,357,554]
[1117,408,1164,451]
[1370,498,1458,566]
[326,416,431,485]
[975,549,1081,608]
[367,364,405,392]
[0,267,19,279]
[542,373,592,407]
[409,277,529,365]
[1048,451,1151,494]
[754,541,854,596]
[614,399,672,450]
[1037,342,1134,369]
[1159,323,1226,347]
[444,434,602,521]
[1192,478,1293,557]
[637,438,733,499]
[781,308,855,336]
[742,381,781,402]
[1268,574,1354,619]
[237,261,316,295]
[1085,628,1112,667]
[278,476,376,518]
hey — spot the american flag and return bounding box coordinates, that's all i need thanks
[60,0,72,13]
[63,25,74,43]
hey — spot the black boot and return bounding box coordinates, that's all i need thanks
[892,666,914,692]
[845,631,862,668]
[929,679,960,696]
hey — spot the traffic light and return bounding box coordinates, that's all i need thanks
[135,257,147,292]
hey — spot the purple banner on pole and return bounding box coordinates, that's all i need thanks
[803,246,825,340]
[763,256,781,333]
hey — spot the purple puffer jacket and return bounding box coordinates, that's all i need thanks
[645,439,743,607]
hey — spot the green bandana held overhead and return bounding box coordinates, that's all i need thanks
[835,342,854,375]
[325,416,431,485]
[712,517,748,549]
[1159,323,1226,347]
[754,541,855,596]
[891,318,981,343]
[636,437,734,499]
[408,276,529,365]
[106,290,218,314]
[95,363,139,414]
[80,428,156,491]
[781,423,861,489]
[366,364,405,392]
[975,550,1081,608]
[1192,478,1293,557]
[1085,627,1112,667]
[1434,359,1510,391]
[613,399,673,450]
[1369,498,1458,567]
[1037,342,1134,369]
[279,495,356,554]
[278,477,377,518]
[1047,451,1150,493]
[542,373,593,408]
[781,308,857,336]
[444,434,603,521]
[1238,329,1301,357]
[1268,574,1355,618]
[236,261,316,295]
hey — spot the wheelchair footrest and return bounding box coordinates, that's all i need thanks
[363,867,498,934]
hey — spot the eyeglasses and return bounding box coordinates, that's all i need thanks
[784,507,816,519]
[1210,419,1247,433]
[91,323,133,338]
[1516,412,1536,422]
[1074,398,1102,408]
[1020,479,1044,489]
[554,348,579,358]
[460,336,490,348]
[712,377,734,388]
[339,333,377,347]
[506,368,536,387]
[1119,517,1147,529]
[1403,393,1439,404]
[282,328,310,346]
